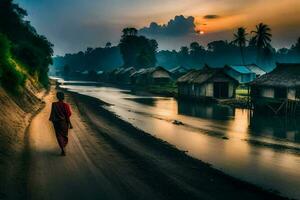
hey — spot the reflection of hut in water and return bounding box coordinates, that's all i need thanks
[177,66,239,100]
[250,63,300,115]
[250,113,300,142]
[178,100,235,120]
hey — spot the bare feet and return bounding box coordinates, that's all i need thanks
[61,149,66,156]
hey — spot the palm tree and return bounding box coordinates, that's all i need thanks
[231,27,248,65]
[251,23,272,64]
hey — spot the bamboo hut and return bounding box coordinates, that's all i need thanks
[130,66,171,85]
[110,67,136,84]
[177,66,238,100]
[250,63,300,115]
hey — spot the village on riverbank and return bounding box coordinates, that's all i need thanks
[50,21,300,116]
[2,1,300,199]
[53,62,300,116]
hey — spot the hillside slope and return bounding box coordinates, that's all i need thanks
[0,80,46,199]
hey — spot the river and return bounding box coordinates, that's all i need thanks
[60,81,300,199]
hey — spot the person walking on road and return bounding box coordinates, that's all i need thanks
[49,92,72,156]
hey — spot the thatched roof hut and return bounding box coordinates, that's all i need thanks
[177,66,238,99]
[110,67,136,83]
[251,63,300,88]
[250,63,300,115]
[178,68,223,84]
[130,66,171,85]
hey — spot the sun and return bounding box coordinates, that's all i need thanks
[200,31,205,35]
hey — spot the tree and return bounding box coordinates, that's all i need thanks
[251,23,272,64]
[63,64,71,77]
[177,46,189,67]
[189,42,205,66]
[231,27,248,65]
[0,33,26,91]
[119,28,157,68]
[122,27,138,37]
[0,0,53,87]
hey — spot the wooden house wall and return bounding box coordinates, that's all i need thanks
[228,83,235,98]
[206,83,214,97]
[259,87,297,100]
[260,87,274,98]
[178,82,236,98]
[288,89,296,100]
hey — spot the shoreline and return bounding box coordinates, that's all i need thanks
[59,80,250,109]
[66,88,289,200]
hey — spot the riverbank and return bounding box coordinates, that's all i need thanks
[65,88,287,199]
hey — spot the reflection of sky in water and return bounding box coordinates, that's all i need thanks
[62,83,300,199]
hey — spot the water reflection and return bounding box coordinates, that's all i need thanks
[250,113,300,143]
[61,83,300,199]
[131,97,300,143]
[178,100,234,120]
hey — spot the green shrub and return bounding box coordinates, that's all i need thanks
[1,62,26,92]
[0,34,26,92]
[0,1,53,89]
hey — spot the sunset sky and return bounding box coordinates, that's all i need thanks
[17,0,300,55]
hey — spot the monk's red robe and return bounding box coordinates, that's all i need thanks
[49,101,72,149]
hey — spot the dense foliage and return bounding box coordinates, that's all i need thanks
[119,28,158,69]
[52,46,123,74]
[157,39,300,71]
[0,0,53,91]
[0,34,26,91]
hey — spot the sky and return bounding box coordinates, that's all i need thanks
[17,0,300,56]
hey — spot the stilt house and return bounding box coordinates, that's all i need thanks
[250,63,300,115]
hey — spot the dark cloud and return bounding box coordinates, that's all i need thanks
[203,15,220,19]
[139,15,197,37]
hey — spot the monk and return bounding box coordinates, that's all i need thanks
[49,92,72,156]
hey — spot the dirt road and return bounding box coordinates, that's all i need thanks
[26,88,160,200]
[25,86,286,200]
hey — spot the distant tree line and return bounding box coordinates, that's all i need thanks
[158,23,300,71]
[53,27,158,74]
[0,0,53,92]
[53,25,300,74]
[53,45,123,74]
